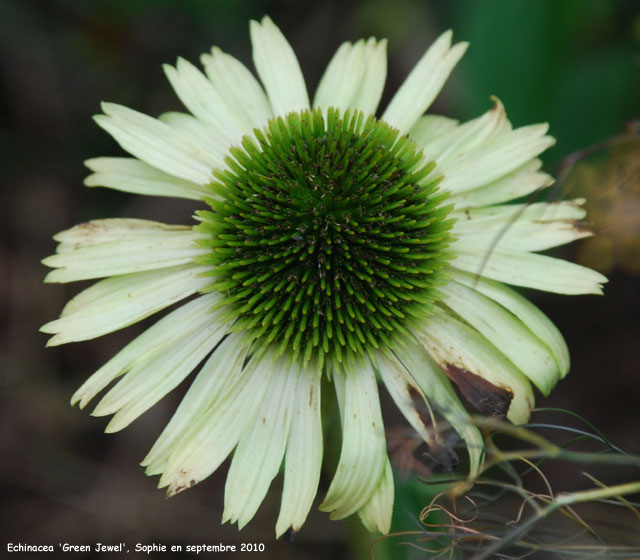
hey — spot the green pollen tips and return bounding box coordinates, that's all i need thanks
[198,107,454,366]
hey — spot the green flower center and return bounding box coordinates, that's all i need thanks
[197,108,453,370]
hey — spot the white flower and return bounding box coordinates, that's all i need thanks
[41,16,606,536]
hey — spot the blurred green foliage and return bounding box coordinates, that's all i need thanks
[452,0,639,161]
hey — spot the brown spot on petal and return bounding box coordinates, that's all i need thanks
[532,217,591,234]
[77,221,101,231]
[570,219,592,234]
[444,364,513,419]
[408,385,432,428]
[169,471,198,496]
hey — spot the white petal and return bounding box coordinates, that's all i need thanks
[409,114,459,148]
[70,294,219,409]
[438,124,555,194]
[376,351,437,445]
[84,157,210,200]
[50,218,190,248]
[453,199,588,223]
[395,341,484,476]
[313,38,387,116]
[201,47,273,129]
[451,200,585,232]
[223,359,299,529]
[157,112,229,167]
[357,458,393,534]
[43,219,207,283]
[96,309,230,433]
[451,200,591,252]
[276,365,322,537]
[250,16,309,116]
[142,332,249,475]
[95,103,215,185]
[41,264,211,345]
[448,159,552,208]
[350,38,387,116]
[163,57,245,143]
[158,351,276,495]
[319,361,386,519]
[382,31,468,134]
[313,40,366,112]
[451,247,607,295]
[416,312,535,424]
[440,281,560,395]
[417,97,511,166]
[450,269,570,376]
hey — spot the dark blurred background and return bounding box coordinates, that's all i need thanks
[1,0,639,558]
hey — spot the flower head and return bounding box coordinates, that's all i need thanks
[42,17,606,535]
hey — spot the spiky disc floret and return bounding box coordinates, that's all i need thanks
[196,107,454,369]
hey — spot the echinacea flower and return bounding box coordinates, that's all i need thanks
[42,16,606,535]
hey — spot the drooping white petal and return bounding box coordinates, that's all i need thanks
[223,359,299,529]
[438,124,555,194]
[158,351,277,495]
[376,351,437,445]
[451,247,607,295]
[95,308,230,433]
[448,159,552,208]
[250,16,309,116]
[84,157,210,200]
[451,200,591,252]
[395,341,484,476]
[319,361,386,519]
[163,57,245,143]
[41,264,210,346]
[382,31,468,134]
[357,458,393,534]
[43,219,208,283]
[70,294,219,409]
[201,47,273,129]
[440,281,560,395]
[142,332,249,475]
[450,269,570,376]
[314,38,387,116]
[276,365,323,538]
[416,312,535,424]
[94,103,215,185]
